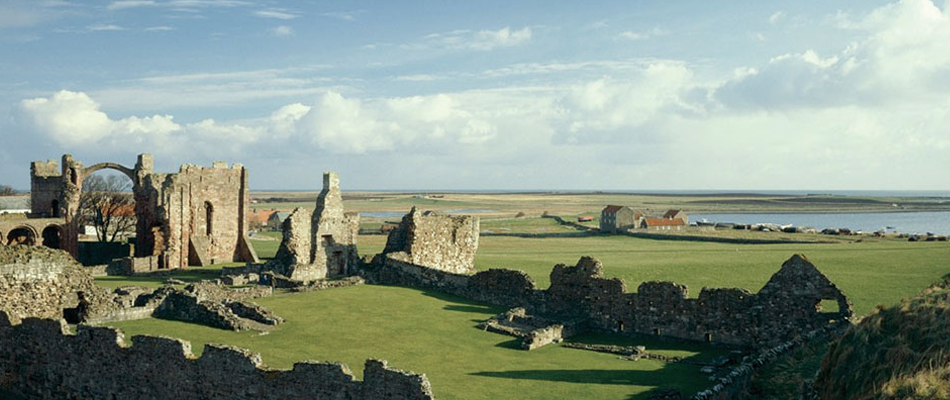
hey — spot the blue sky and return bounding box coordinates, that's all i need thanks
[1,0,948,191]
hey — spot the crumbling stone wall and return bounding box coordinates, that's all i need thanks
[0,246,103,324]
[370,254,851,348]
[263,172,359,282]
[137,159,258,269]
[0,314,435,400]
[380,207,479,274]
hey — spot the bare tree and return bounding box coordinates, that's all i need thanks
[0,184,16,196]
[78,175,136,243]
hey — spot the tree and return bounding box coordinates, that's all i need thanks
[0,184,15,196]
[78,175,136,243]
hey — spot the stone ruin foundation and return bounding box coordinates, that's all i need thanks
[377,207,479,275]
[261,172,359,282]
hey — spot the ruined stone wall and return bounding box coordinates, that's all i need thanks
[139,161,255,269]
[381,207,479,274]
[0,315,434,400]
[0,246,102,324]
[29,160,62,217]
[371,253,851,349]
[264,172,359,282]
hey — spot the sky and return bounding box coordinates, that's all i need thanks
[1,0,949,191]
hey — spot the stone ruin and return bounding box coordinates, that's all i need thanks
[370,253,852,349]
[12,154,258,272]
[0,315,434,399]
[378,207,479,274]
[261,172,360,282]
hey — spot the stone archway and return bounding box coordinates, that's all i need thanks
[7,226,37,246]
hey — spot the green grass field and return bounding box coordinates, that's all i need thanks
[97,229,950,399]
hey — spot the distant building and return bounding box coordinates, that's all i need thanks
[268,212,292,231]
[248,209,277,230]
[599,205,643,233]
[642,217,686,231]
[663,209,689,225]
[0,196,30,215]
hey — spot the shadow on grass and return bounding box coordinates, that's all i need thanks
[419,290,505,315]
[565,332,733,363]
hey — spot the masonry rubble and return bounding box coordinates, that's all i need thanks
[261,172,359,282]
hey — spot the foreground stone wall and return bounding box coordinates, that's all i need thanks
[0,246,104,324]
[380,207,479,274]
[263,172,359,282]
[369,254,852,348]
[0,314,434,400]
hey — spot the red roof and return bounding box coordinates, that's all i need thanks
[602,205,624,214]
[248,209,278,224]
[663,210,682,219]
[644,217,685,227]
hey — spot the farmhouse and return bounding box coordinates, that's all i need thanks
[641,217,686,230]
[599,205,643,233]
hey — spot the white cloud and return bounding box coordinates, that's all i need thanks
[254,9,298,20]
[320,11,361,21]
[106,0,249,11]
[718,0,950,109]
[618,27,669,41]
[145,25,174,31]
[769,11,785,25]
[415,26,532,51]
[269,25,293,37]
[87,23,125,31]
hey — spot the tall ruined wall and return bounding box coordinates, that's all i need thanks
[139,160,257,269]
[371,254,851,348]
[264,172,359,282]
[381,207,479,274]
[29,159,62,217]
[0,315,434,400]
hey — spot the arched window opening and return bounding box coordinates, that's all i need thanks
[204,201,214,236]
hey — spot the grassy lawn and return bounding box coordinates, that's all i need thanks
[104,285,722,400]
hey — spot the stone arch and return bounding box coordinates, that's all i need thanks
[7,225,38,246]
[82,162,136,184]
[42,224,63,249]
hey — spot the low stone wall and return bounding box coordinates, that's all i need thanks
[0,312,434,400]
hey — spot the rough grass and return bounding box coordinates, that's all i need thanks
[815,280,950,400]
[103,285,723,400]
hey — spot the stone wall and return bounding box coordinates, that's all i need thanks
[369,254,852,349]
[0,246,103,324]
[380,207,479,274]
[0,314,434,400]
[263,172,359,282]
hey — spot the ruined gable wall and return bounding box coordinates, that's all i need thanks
[382,208,479,275]
[263,172,359,282]
[0,316,434,400]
